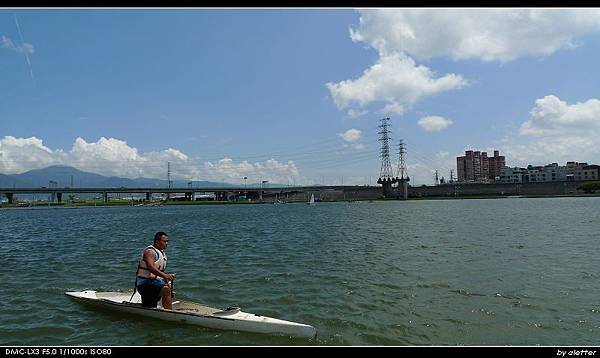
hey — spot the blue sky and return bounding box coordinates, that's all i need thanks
[2,9,600,185]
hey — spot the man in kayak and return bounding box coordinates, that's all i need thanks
[135,231,176,309]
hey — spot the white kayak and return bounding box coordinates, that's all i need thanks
[65,290,316,339]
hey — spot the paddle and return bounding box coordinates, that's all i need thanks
[170,275,175,299]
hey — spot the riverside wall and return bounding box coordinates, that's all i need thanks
[268,181,584,202]
[264,187,382,202]
[407,181,581,198]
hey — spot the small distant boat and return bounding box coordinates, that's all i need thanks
[65,290,316,339]
[273,194,284,205]
[308,193,315,206]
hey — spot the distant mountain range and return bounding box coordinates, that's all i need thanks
[0,165,235,188]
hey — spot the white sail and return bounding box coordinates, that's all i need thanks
[308,193,315,205]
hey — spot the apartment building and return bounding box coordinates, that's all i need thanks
[499,167,527,183]
[527,163,566,183]
[457,149,505,182]
[571,165,600,181]
[499,162,599,183]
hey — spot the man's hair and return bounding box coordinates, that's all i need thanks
[154,231,168,243]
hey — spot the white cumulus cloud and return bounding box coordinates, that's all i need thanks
[418,116,454,132]
[70,137,196,179]
[339,129,362,142]
[203,158,300,184]
[339,129,367,150]
[503,136,597,167]
[0,136,305,184]
[520,95,600,136]
[326,53,467,115]
[350,9,600,62]
[0,136,61,174]
[502,95,600,166]
[0,136,196,179]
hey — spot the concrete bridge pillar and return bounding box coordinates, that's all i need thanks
[6,193,14,204]
[103,192,108,203]
[146,192,151,201]
[57,193,62,203]
[378,177,398,198]
[398,179,409,200]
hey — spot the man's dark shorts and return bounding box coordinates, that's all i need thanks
[136,277,166,308]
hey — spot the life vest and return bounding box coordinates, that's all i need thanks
[136,245,167,280]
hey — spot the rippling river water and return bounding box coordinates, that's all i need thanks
[1,197,600,345]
